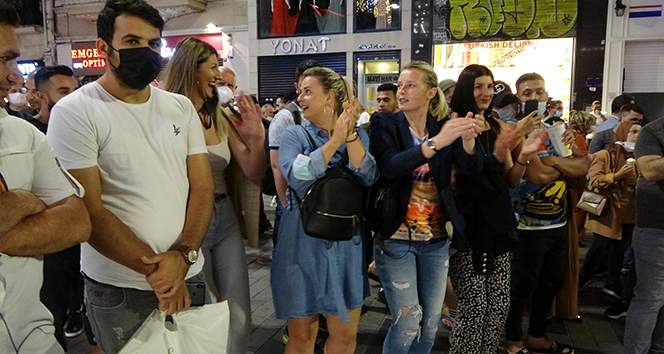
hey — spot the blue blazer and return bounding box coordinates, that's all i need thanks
[369,111,482,248]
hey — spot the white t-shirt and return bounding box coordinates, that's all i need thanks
[268,107,296,149]
[46,82,207,290]
[0,110,80,354]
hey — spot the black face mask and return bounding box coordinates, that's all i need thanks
[108,46,162,90]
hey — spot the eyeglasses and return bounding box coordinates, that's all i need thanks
[0,53,19,65]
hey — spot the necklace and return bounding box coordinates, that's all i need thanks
[198,111,213,129]
[409,126,428,143]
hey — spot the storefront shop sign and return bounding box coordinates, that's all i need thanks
[358,43,397,50]
[271,37,331,55]
[70,34,225,76]
[365,73,399,84]
[433,0,577,43]
[71,45,106,76]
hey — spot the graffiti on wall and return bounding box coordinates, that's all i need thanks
[434,0,577,43]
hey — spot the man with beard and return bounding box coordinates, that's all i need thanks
[46,1,214,352]
[23,66,78,133]
[30,65,89,349]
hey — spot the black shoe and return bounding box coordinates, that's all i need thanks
[64,311,84,338]
[604,302,628,320]
[602,286,622,300]
[377,288,387,305]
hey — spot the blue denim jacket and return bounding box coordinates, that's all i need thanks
[279,120,378,203]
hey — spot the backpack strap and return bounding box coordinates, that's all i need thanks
[287,102,302,125]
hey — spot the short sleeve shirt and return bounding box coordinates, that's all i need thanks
[516,137,568,230]
[634,117,664,229]
[0,110,80,354]
[268,108,295,149]
[47,82,206,290]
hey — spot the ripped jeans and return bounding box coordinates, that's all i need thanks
[374,238,449,354]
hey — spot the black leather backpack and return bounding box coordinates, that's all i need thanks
[293,127,364,241]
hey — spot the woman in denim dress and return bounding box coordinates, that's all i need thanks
[271,66,377,354]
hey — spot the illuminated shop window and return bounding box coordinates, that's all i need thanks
[354,0,401,32]
[257,0,347,38]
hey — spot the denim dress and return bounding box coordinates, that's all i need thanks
[271,120,377,321]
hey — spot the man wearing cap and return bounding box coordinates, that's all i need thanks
[438,79,456,105]
[492,80,520,124]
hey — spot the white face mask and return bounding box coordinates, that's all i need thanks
[616,141,636,152]
[495,105,517,123]
[537,100,547,116]
[216,85,235,105]
[8,92,27,106]
[552,110,563,118]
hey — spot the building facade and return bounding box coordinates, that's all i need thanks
[603,0,664,122]
[248,0,412,112]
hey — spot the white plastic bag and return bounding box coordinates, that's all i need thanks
[119,301,229,354]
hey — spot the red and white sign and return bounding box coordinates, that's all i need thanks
[70,34,225,76]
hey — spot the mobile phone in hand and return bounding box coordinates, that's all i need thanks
[186,281,207,307]
[523,99,539,116]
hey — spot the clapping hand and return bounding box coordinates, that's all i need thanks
[434,112,480,149]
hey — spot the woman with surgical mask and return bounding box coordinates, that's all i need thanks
[491,81,520,124]
[581,122,641,317]
[5,84,29,116]
[163,37,265,354]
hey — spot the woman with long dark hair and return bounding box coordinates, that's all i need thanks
[163,37,265,354]
[369,61,481,354]
[448,64,545,354]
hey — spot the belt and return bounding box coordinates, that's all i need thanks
[214,193,227,202]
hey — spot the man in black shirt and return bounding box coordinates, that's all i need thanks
[624,117,664,354]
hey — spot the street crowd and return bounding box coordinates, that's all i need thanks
[1,1,663,354]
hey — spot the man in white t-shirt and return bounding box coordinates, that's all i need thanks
[46,1,214,352]
[0,5,91,353]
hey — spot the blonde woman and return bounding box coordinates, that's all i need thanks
[272,66,377,354]
[163,37,265,354]
[369,61,481,353]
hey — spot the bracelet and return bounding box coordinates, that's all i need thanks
[345,128,359,143]
[515,158,530,166]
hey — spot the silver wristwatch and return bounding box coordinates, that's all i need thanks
[425,138,439,152]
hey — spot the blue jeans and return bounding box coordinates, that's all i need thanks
[201,197,251,354]
[374,239,449,354]
[625,227,664,354]
[84,272,209,354]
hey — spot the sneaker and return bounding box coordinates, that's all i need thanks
[602,286,622,300]
[64,311,84,338]
[377,287,387,305]
[604,302,628,320]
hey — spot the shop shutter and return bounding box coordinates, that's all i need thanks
[258,53,347,101]
[624,40,664,93]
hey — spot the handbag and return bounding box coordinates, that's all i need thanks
[364,118,407,240]
[293,127,364,241]
[576,183,608,216]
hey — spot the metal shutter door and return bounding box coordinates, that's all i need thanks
[258,53,347,100]
[624,40,664,93]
